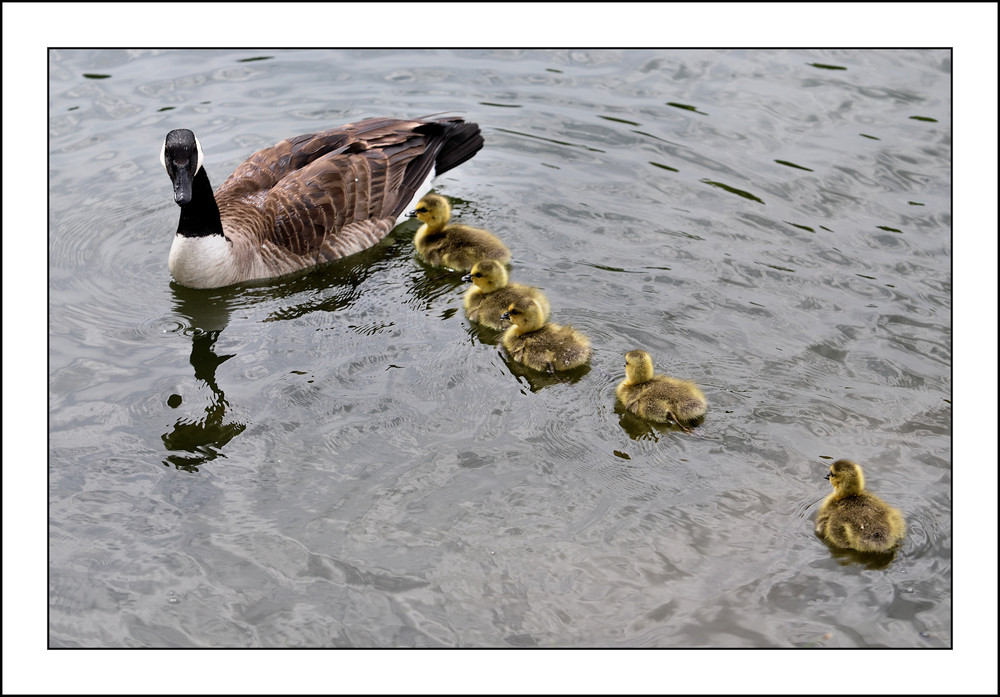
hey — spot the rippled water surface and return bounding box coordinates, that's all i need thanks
[46,48,954,654]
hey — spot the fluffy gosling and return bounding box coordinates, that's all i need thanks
[499,298,591,373]
[462,260,551,330]
[615,350,707,432]
[815,459,906,554]
[408,194,510,271]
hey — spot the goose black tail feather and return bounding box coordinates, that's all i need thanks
[421,120,485,176]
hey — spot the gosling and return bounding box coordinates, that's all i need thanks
[499,298,591,373]
[615,350,707,431]
[462,260,551,330]
[408,194,511,271]
[815,459,906,554]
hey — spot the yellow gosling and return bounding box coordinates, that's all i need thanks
[500,298,591,373]
[615,350,707,432]
[815,459,906,553]
[462,260,551,330]
[408,194,511,271]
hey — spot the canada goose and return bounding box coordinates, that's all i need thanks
[407,194,511,271]
[815,459,906,553]
[461,260,551,330]
[161,116,484,288]
[615,350,707,432]
[499,298,591,373]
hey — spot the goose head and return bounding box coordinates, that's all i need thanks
[622,349,656,385]
[825,459,866,499]
[462,259,509,291]
[407,193,451,230]
[160,129,205,206]
[500,297,546,333]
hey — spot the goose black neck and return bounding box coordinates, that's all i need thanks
[177,168,224,238]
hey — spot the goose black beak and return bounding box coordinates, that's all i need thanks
[461,272,473,282]
[824,472,832,481]
[500,310,511,321]
[406,208,418,218]
[171,166,193,206]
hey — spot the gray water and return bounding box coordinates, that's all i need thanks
[47,49,953,654]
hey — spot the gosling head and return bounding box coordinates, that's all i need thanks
[462,259,509,291]
[160,128,204,206]
[407,193,451,227]
[623,349,656,385]
[825,459,866,498]
[500,297,546,332]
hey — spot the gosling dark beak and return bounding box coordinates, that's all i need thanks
[824,473,832,481]
[500,311,511,321]
[406,208,418,218]
[461,273,473,282]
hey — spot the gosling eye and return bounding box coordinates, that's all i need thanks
[416,206,428,214]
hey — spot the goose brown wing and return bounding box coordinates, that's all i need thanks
[216,117,483,261]
[216,116,482,203]
[217,131,355,200]
[256,149,393,258]
[215,119,392,197]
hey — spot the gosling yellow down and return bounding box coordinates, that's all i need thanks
[462,260,551,330]
[615,350,707,431]
[500,298,591,373]
[407,194,511,271]
[815,459,905,553]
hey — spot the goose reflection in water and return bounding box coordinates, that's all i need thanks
[162,285,246,472]
[162,329,246,472]
[159,228,399,471]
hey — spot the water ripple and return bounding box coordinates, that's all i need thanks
[44,48,954,652]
